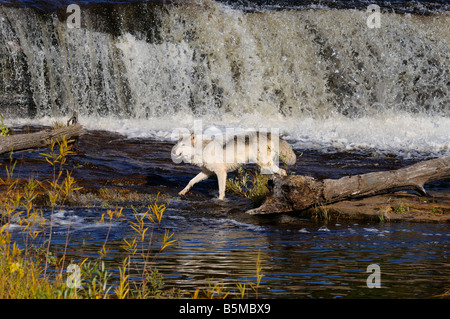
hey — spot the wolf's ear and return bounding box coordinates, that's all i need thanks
[190,133,196,145]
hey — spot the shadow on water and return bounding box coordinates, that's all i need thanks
[2,127,449,299]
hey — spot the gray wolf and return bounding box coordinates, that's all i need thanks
[171,131,296,200]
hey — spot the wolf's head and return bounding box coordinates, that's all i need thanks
[171,133,198,164]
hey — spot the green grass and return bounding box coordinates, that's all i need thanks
[226,167,270,207]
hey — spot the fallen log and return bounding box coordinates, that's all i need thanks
[246,156,450,215]
[0,123,84,155]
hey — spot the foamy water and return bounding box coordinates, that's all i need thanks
[9,111,450,159]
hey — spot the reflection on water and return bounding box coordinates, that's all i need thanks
[9,206,450,299]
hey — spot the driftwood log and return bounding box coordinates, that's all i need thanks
[246,156,450,215]
[0,123,84,155]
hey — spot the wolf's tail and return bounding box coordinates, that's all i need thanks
[278,139,296,166]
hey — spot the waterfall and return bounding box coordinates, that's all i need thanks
[0,0,449,157]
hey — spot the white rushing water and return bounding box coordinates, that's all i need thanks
[9,111,450,158]
[1,0,449,158]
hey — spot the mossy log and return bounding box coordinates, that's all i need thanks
[246,156,450,215]
[0,123,84,155]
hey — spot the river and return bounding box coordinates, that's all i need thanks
[0,0,449,298]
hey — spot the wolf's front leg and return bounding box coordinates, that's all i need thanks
[216,170,227,200]
[179,170,212,196]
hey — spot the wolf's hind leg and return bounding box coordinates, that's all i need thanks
[276,167,287,176]
[179,169,213,196]
[269,165,287,176]
[259,162,287,176]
